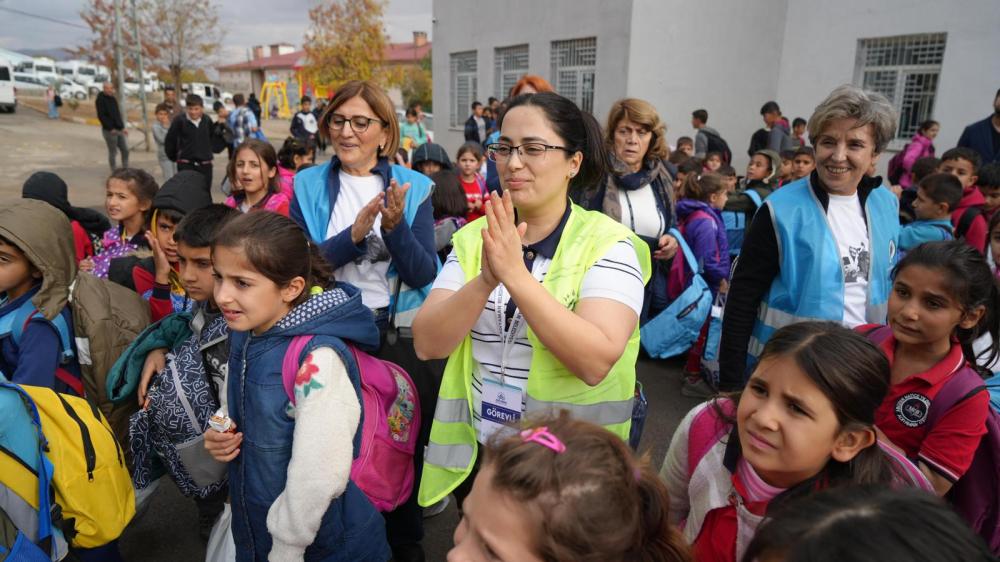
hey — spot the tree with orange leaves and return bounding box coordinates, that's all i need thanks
[303,0,391,90]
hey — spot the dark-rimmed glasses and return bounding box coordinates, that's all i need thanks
[329,114,385,133]
[486,142,572,163]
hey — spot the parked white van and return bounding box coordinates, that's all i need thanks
[0,58,15,113]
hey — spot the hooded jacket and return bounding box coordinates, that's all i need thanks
[411,142,453,171]
[677,199,730,294]
[695,126,722,158]
[109,171,212,321]
[898,132,936,189]
[227,284,389,561]
[0,200,82,392]
[767,118,796,153]
[22,171,111,262]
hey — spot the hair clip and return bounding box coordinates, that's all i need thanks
[520,426,566,454]
[309,285,324,296]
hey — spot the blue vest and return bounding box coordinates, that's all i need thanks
[294,161,437,326]
[748,178,899,364]
[227,332,388,562]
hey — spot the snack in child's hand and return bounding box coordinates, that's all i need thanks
[209,408,234,433]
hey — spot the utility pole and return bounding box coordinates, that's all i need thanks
[112,0,126,114]
[130,0,150,151]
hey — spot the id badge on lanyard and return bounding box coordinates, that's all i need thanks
[479,284,526,442]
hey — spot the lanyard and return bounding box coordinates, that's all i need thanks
[623,186,665,237]
[492,283,524,385]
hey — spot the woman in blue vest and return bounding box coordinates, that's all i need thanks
[576,98,679,323]
[289,80,438,562]
[718,84,901,391]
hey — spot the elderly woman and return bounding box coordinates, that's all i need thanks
[718,84,900,391]
[289,80,437,562]
[577,98,679,322]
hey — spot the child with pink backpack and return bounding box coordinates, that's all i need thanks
[203,212,418,561]
[660,322,931,562]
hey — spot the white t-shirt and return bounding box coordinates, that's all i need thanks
[327,172,391,309]
[432,238,645,442]
[474,116,486,141]
[826,192,870,326]
[618,184,666,239]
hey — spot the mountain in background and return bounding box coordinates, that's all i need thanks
[15,48,76,61]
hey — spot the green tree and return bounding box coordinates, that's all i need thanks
[400,53,432,111]
[303,0,390,89]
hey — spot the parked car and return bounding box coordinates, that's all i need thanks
[0,58,15,113]
[58,80,88,100]
[12,73,47,93]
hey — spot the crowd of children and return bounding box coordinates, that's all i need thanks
[2,78,999,562]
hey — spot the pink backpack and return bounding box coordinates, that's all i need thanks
[282,335,421,512]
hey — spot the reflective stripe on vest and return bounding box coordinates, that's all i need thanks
[748,178,898,364]
[419,203,651,507]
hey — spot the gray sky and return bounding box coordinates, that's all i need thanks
[0,0,432,63]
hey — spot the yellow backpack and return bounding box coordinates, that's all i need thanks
[0,383,134,549]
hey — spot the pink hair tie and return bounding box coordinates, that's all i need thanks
[520,426,566,454]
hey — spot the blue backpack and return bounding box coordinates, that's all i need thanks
[722,189,763,257]
[0,298,83,396]
[640,227,712,358]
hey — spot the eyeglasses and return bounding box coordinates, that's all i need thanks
[486,142,572,163]
[329,114,385,133]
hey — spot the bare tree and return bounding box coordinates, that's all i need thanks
[144,0,224,91]
[77,0,159,82]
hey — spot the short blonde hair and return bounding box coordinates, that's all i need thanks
[807,84,897,154]
[319,80,400,158]
[605,98,669,162]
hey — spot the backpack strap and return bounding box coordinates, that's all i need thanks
[927,366,988,429]
[744,189,763,208]
[281,335,315,406]
[933,223,955,239]
[669,227,701,276]
[956,206,983,240]
[687,399,735,478]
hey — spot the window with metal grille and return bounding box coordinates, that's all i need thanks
[855,33,946,140]
[494,45,529,99]
[450,51,478,129]
[551,37,597,114]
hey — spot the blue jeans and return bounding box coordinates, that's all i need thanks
[47,100,58,119]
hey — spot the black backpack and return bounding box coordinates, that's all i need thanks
[702,129,732,164]
[54,94,63,107]
[956,206,983,242]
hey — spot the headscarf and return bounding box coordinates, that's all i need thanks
[22,171,111,236]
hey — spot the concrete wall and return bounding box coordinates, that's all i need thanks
[775,0,1000,172]
[627,0,789,172]
[432,0,633,154]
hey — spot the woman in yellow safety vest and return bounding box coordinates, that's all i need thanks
[412,92,651,508]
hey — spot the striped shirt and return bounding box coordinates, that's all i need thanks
[433,233,644,441]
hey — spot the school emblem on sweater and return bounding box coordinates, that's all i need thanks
[895,392,931,427]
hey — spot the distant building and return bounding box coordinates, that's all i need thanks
[216,32,431,108]
[431,0,1000,169]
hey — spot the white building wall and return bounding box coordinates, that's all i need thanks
[626,0,788,171]
[776,0,1000,172]
[432,0,633,154]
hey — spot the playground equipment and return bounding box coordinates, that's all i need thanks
[259,79,292,120]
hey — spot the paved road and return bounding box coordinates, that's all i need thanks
[0,107,290,207]
[1,109,702,561]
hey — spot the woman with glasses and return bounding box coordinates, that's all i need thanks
[289,80,438,562]
[413,92,651,511]
[577,98,679,324]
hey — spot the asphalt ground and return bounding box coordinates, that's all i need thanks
[0,108,702,561]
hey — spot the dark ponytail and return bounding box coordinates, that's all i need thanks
[893,241,999,371]
[213,212,334,306]
[680,172,726,202]
[499,92,609,193]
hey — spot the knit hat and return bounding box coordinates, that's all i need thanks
[411,142,453,170]
[153,170,213,215]
[22,171,111,236]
